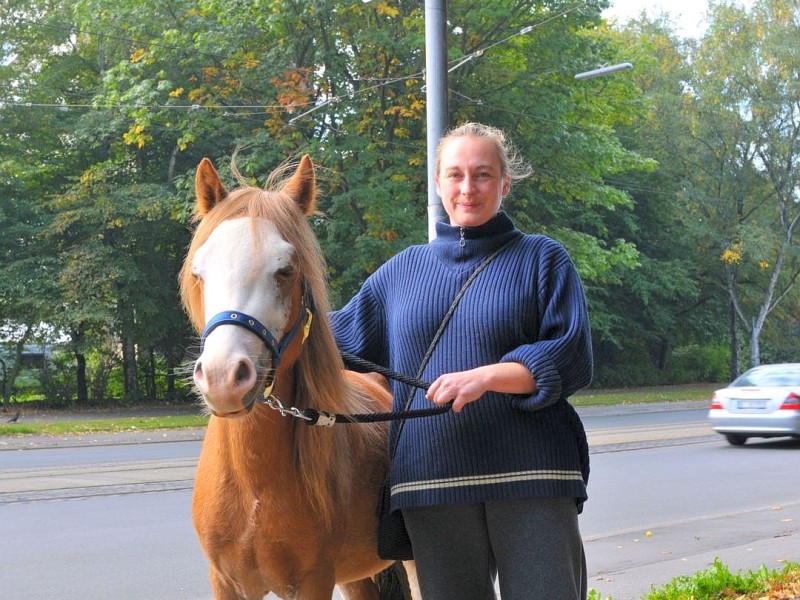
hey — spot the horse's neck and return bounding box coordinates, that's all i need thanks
[211,374,300,467]
[214,408,293,463]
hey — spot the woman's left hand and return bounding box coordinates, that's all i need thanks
[426,362,537,413]
[426,370,488,413]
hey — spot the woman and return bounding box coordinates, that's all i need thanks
[330,122,593,599]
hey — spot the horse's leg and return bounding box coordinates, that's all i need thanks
[284,574,339,600]
[337,578,379,600]
[208,569,243,600]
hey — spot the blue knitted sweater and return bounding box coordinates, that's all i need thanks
[330,212,593,512]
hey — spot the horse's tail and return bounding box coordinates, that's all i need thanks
[375,562,413,600]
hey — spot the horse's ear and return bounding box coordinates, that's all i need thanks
[195,158,229,216]
[284,154,317,216]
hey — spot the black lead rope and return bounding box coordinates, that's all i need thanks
[296,352,452,426]
[341,351,432,392]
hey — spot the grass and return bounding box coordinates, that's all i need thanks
[0,414,208,436]
[588,558,800,599]
[570,383,718,407]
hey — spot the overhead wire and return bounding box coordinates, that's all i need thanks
[3,3,668,195]
[2,3,587,118]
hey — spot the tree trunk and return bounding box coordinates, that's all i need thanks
[0,358,9,412]
[122,333,139,404]
[728,299,739,380]
[144,347,157,401]
[119,299,140,404]
[71,328,89,406]
[750,319,761,368]
[75,352,89,406]
[165,351,180,402]
[657,336,669,371]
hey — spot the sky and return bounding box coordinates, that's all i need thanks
[602,0,754,39]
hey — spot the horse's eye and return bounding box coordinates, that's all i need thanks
[276,265,295,281]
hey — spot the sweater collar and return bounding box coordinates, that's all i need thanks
[430,211,521,269]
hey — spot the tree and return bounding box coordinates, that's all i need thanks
[13,0,791,395]
[595,15,733,385]
[0,0,91,401]
[1,0,201,403]
[684,0,800,369]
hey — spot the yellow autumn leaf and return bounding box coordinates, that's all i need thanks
[720,241,744,265]
[130,48,147,63]
[376,2,399,18]
[720,248,742,264]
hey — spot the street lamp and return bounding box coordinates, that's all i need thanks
[574,62,633,80]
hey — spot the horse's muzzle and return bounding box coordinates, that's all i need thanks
[207,396,257,418]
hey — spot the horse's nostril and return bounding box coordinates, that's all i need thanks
[194,361,203,378]
[235,360,252,384]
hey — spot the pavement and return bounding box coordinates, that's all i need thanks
[2,400,798,600]
[0,426,205,450]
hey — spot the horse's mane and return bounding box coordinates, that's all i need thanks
[179,164,386,527]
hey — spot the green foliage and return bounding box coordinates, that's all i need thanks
[37,347,79,407]
[644,557,781,600]
[667,344,730,385]
[587,559,800,600]
[1,0,798,400]
[678,0,800,366]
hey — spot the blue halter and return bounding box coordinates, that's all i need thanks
[200,287,314,402]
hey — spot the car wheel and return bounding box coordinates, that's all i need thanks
[725,433,748,446]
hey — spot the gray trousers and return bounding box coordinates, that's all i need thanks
[402,497,587,600]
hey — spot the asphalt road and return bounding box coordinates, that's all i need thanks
[1,401,798,600]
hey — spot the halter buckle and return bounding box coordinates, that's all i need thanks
[302,308,313,343]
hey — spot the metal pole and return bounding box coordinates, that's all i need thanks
[425,0,448,241]
[0,357,7,411]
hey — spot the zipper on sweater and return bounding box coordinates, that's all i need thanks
[459,227,466,247]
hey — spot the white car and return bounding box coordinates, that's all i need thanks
[708,363,800,446]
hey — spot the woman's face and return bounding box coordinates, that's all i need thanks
[435,135,511,228]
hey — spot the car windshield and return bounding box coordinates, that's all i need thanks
[731,366,800,388]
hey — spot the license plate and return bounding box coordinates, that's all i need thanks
[738,400,767,409]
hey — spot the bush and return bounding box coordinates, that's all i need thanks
[666,343,729,384]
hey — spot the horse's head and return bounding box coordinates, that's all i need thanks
[180,155,322,418]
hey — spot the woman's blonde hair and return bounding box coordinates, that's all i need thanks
[435,122,533,180]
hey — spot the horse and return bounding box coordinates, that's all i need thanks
[180,155,419,600]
